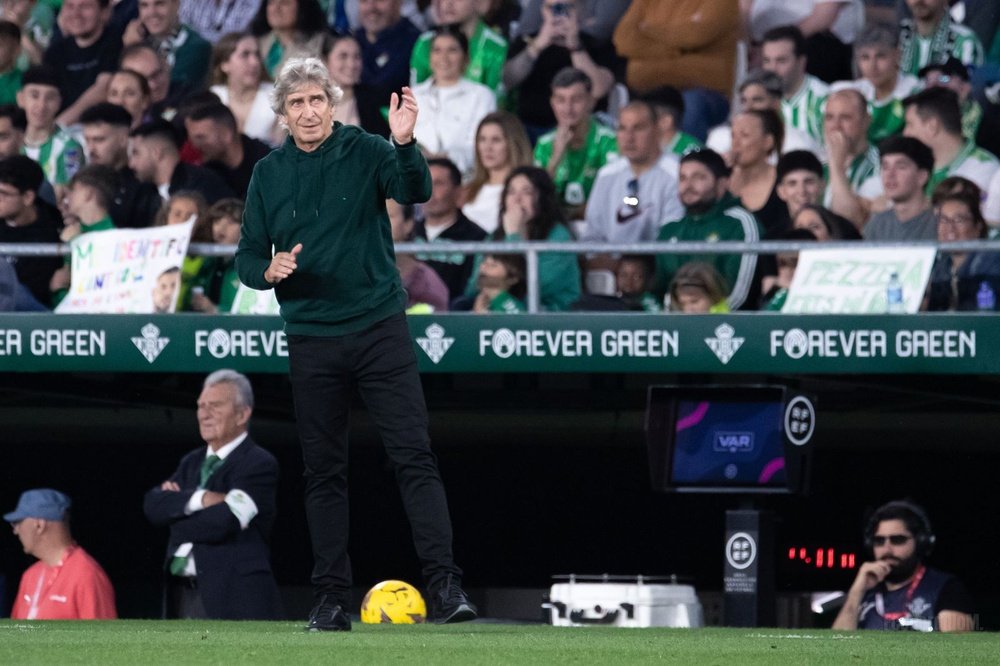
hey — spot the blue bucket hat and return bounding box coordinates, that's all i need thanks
[4,488,72,522]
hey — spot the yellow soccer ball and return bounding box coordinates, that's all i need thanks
[360,580,427,624]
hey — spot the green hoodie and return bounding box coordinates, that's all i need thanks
[236,123,432,336]
[653,193,761,310]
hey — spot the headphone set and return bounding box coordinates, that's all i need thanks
[863,500,937,559]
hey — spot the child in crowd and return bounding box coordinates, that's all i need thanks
[16,65,84,199]
[668,261,730,313]
[154,190,210,310]
[153,190,208,230]
[51,164,118,305]
[472,253,526,313]
[760,228,817,312]
[615,254,660,312]
[188,198,245,314]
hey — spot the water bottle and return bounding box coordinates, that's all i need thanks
[886,272,904,313]
[977,281,996,311]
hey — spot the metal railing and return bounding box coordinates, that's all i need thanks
[5,239,1000,313]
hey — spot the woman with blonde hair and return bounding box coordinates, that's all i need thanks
[461,111,532,234]
[154,191,211,310]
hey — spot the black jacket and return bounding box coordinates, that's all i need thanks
[169,161,235,204]
[413,212,488,299]
[143,436,283,620]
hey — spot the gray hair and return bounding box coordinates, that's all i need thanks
[270,57,343,117]
[204,369,254,410]
[855,23,898,50]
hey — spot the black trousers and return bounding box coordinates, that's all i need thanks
[287,312,461,606]
[167,577,207,619]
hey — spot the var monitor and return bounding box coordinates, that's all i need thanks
[645,385,814,494]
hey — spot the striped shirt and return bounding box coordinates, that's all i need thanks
[899,16,984,76]
[534,118,618,208]
[783,75,828,144]
[665,131,703,157]
[928,141,1000,194]
[724,205,763,310]
[22,126,84,186]
[410,20,508,97]
[178,0,259,44]
[868,74,921,143]
[824,143,883,206]
[847,144,883,198]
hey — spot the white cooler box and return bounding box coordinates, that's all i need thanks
[545,575,703,628]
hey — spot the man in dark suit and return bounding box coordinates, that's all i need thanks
[143,369,282,620]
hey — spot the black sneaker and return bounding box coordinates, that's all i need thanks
[306,595,352,632]
[428,575,478,624]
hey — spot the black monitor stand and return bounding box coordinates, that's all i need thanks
[723,503,776,627]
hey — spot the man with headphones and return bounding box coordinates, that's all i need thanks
[833,500,974,632]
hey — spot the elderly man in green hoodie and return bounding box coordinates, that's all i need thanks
[236,57,476,633]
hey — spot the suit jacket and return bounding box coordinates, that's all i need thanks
[143,436,283,620]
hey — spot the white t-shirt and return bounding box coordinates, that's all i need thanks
[211,83,277,146]
[461,182,503,235]
[412,78,497,178]
[750,0,864,44]
[981,165,1000,227]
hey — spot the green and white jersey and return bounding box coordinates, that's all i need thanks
[489,291,526,313]
[928,140,1000,194]
[899,16,984,76]
[782,75,828,144]
[534,118,618,208]
[868,74,921,143]
[823,143,883,206]
[665,131,702,157]
[962,99,982,140]
[410,19,508,97]
[22,126,85,186]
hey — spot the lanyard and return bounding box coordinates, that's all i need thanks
[24,545,75,619]
[876,564,927,621]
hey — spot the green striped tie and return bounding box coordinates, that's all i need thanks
[169,455,224,575]
[199,454,223,487]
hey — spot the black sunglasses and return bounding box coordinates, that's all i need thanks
[872,534,912,546]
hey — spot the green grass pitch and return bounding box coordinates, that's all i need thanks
[2,620,999,664]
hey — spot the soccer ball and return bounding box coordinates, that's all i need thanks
[360,580,427,624]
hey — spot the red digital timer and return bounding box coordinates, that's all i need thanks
[787,546,857,570]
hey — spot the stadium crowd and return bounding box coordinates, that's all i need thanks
[0,0,999,314]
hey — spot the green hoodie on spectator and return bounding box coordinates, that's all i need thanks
[236,123,431,336]
[652,192,761,310]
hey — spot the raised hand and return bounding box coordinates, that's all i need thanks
[389,87,418,145]
[502,204,529,237]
